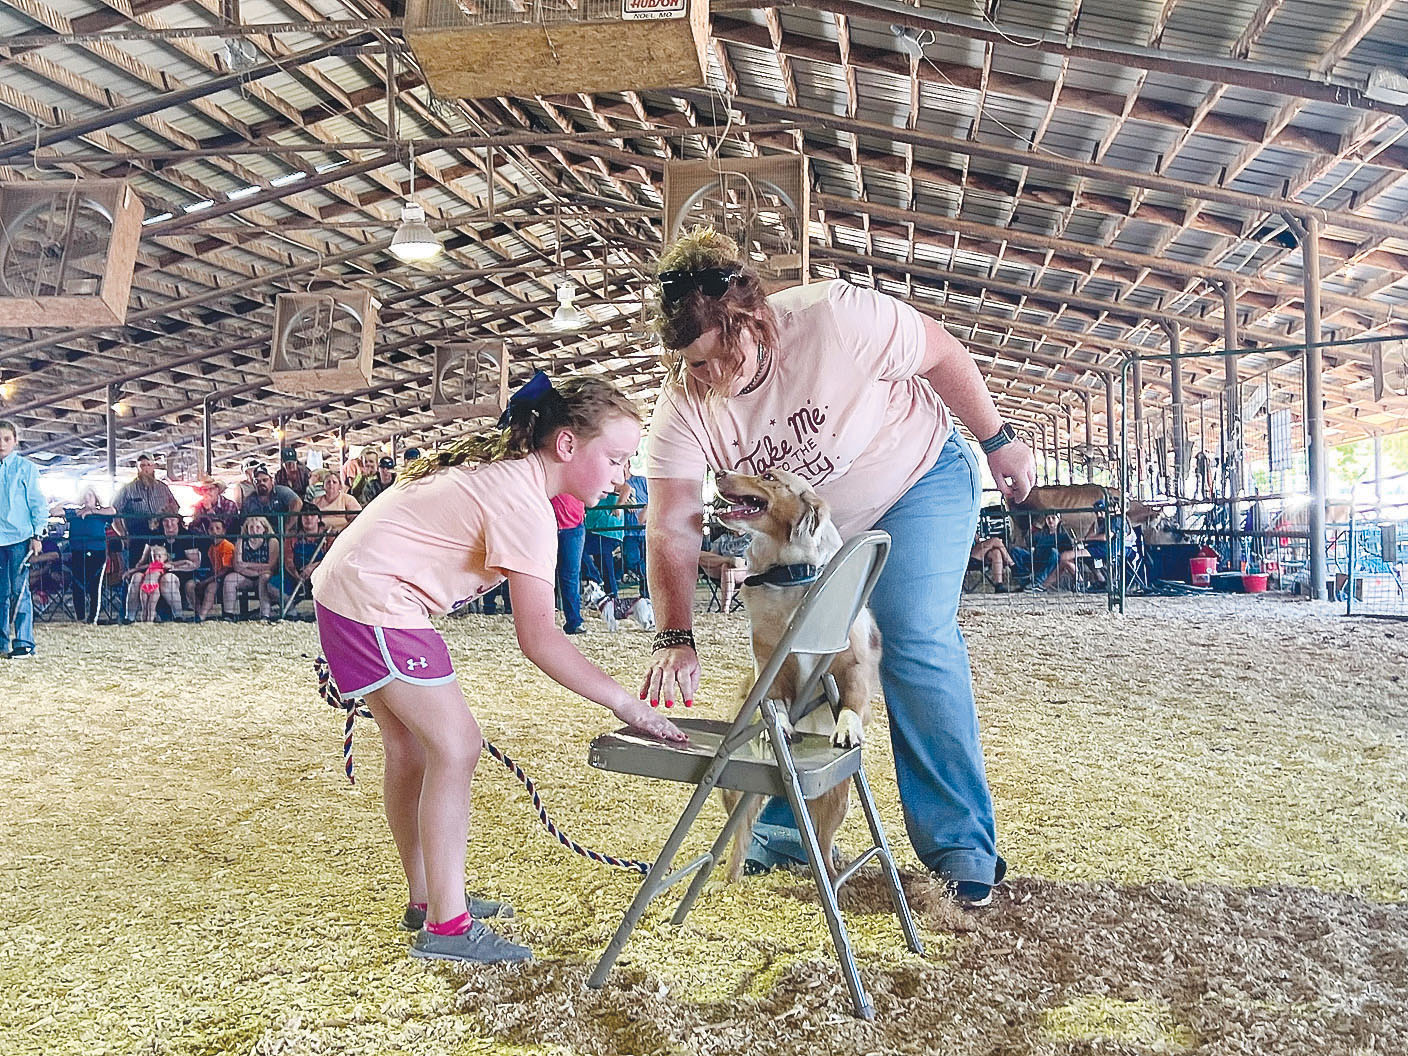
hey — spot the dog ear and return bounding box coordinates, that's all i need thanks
[790,490,825,542]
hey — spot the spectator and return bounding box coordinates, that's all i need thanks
[240,465,303,537]
[0,418,47,658]
[123,514,201,621]
[223,515,280,620]
[236,458,262,507]
[552,492,586,635]
[969,533,1022,591]
[186,519,234,621]
[112,453,179,565]
[359,456,398,505]
[190,475,239,535]
[272,508,328,611]
[275,445,313,501]
[621,469,649,597]
[698,524,750,612]
[582,480,629,598]
[59,486,116,622]
[349,449,380,501]
[402,447,422,464]
[1030,512,1077,591]
[313,469,361,531]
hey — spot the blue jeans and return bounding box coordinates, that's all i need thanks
[755,431,999,884]
[582,534,620,595]
[557,524,585,631]
[0,542,36,654]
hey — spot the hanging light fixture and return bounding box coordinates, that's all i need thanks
[546,281,589,332]
[389,145,442,264]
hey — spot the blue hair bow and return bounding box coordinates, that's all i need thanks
[498,370,553,428]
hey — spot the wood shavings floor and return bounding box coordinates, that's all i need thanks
[0,593,1404,1055]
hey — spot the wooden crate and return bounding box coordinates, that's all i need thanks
[270,290,376,394]
[0,179,143,328]
[405,0,708,99]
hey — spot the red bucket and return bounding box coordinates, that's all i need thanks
[1189,556,1217,586]
[1243,573,1269,593]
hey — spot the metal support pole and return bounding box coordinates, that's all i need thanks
[202,396,215,476]
[105,383,118,481]
[1132,357,1144,498]
[1161,321,1186,526]
[1373,434,1384,518]
[1284,211,1328,601]
[1064,405,1074,486]
[1081,391,1094,482]
[1103,372,1116,468]
[1221,282,1243,568]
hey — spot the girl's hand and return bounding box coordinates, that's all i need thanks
[639,645,699,709]
[612,698,689,743]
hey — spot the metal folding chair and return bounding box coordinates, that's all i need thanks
[586,531,922,1020]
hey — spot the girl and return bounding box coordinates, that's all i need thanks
[135,544,168,622]
[311,373,687,966]
[222,516,279,620]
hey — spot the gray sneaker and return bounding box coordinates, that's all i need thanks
[410,919,532,964]
[399,895,514,932]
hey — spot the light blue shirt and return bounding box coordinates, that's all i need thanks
[0,452,48,547]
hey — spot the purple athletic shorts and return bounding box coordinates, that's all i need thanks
[315,601,456,696]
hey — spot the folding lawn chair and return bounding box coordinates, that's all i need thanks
[586,530,923,1020]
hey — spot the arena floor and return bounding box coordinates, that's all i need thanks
[1,594,1405,1055]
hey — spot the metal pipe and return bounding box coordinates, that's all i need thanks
[1103,373,1116,467]
[1132,357,1144,499]
[1064,405,1074,485]
[1162,321,1187,525]
[1290,213,1329,601]
[105,384,117,480]
[1222,283,1243,568]
[1081,390,1093,482]
[202,396,214,476]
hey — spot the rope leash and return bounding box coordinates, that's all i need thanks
[312,656,651,875]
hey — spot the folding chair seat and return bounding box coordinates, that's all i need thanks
[586,531,922,1020]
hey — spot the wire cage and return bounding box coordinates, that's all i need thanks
[0,179,143,327]
[404,0,709,98]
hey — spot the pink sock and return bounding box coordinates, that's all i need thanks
[426,912,471,936]
[410,901,428,912]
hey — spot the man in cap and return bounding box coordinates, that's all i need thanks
[112,453,179,565]
[239,464,303,534]
[359,455,399,505]
[274,446,312,502]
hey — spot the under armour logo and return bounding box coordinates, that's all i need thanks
[405,657,428,671]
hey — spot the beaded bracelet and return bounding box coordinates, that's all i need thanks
[652,629,696,652]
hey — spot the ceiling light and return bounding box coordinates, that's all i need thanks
[389,202,441,263]
[548,282,589,331]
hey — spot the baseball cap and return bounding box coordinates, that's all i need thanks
[403,447,422,461]
[280,446,298,462]
[378,456,396,470]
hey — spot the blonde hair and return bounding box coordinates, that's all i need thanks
[242,516,272,537]
[652,227,779,388]
[399,375,640,485]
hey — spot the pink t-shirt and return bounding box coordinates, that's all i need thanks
[311,455,557,628]
[646,280,952,539]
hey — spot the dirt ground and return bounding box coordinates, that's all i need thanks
[0,592,1404,1055]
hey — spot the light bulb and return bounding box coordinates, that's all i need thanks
[389,202,441,263]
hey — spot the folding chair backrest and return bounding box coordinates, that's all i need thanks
[730,532,890,737]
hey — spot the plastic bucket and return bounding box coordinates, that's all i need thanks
[1243,573,1269,593]
[1189,556,1217,586]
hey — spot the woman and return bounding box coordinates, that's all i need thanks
[123,514,201,621]
[60,487,115,622]
[223,515,280,620]
[313,468,362,531]
[639,229,1036,907]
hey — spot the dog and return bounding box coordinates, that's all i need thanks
[581,581,657,632]
[712,468,881,881]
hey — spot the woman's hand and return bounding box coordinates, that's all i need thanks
[639,645,699,709]
[612,698,689,743]
[987,441,1037,502]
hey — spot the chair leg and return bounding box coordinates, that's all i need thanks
[852,766,924,955]
[761,701,874,1021]
[588,774,720,989]
[670,791,760,925]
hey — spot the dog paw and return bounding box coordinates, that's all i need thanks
[763,700,795,740]
[832,710,865,748]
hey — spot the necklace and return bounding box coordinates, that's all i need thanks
[738,340,772,397]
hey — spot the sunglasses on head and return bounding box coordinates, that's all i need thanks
[657,267,741,307]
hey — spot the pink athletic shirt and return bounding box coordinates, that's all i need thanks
[645,280,952,539]
[311,455,557,628]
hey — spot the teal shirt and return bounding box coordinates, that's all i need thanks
[583,494,625,540]
[0,452,48,547]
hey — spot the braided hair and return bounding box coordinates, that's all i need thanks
[398,375,640,484]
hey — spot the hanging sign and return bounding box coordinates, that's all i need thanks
[622,0,688,20]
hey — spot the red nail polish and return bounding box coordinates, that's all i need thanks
[685,699,694,708]
[650,699,658,707]
[665,701,674,708]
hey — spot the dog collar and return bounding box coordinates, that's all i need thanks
[743,563,822,588]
